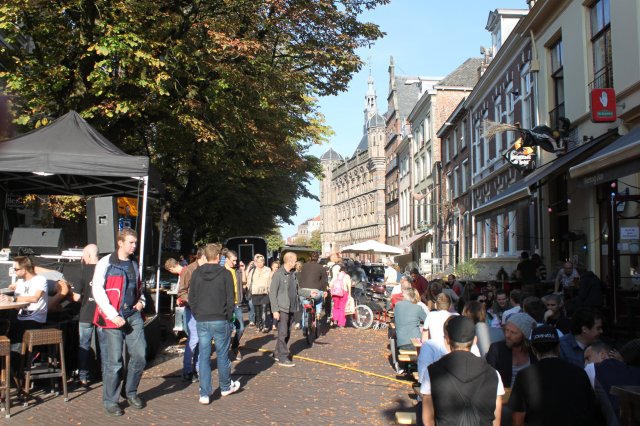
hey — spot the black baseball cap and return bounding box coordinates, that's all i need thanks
[530,325,559,344]
[445,316,475,344]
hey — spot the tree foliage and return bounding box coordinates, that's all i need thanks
[0,0,387,251]
[265,227,285,254]
[309,229,321,253]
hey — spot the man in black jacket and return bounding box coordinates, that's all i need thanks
[298,252,327,331]
[423,316,504,426]
[486,312,537,388]
[189,243,240,405]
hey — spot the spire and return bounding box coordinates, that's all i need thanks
[364,74,378,130]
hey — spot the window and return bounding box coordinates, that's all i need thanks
[521,69,536,130]
[494,95,503,155]
[462,160,469,193]
[445,136,451,163]
[454,166,460,198]
[424,115,431,143]
[590,0,612,88]
[446,172,453,200]
[473,118,482,173]
[549,38,564,128]
[505,84,515,146]
[461,119,467,148]
[482,109,489,166]
[424,152,430,177]
[452,128,458,157]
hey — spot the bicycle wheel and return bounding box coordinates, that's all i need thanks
[352,305,374,329]
[306,308,316,347]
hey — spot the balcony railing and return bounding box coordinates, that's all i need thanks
[589,63,614,90]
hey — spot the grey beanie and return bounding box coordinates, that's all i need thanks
[507,313,537,340]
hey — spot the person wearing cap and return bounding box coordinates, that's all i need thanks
[422,316,504,426]
[486,312,537,388]
[509,325,602,426]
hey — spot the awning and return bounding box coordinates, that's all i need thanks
[570,127,640,187]
[472,129,617,218]
[399,230,432,250]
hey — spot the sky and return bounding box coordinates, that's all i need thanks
[281,0,528,239]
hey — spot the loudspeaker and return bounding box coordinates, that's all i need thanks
[9,228,64,255]
[87,197,118,254]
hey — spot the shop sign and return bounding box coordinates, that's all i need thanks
[620,227,639,240]
[591,88,617,122]
[504,144,536,172]
[5,194,24,210]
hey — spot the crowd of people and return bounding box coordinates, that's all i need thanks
[3,234,639,424]
[388,257,640,426]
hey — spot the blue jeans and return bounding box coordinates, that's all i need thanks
[231,305,244,351]
[182,307,199,375]
[247,298,255,323]
[100,312,146,407]
[78,321,105,382]
[197,320,232,398]
[298,291,323,329]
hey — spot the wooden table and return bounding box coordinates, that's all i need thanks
[611,385,640,426]
[0,301,29,311]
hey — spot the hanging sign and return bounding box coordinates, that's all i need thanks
[591,88,616,122]
[504,136,536,172]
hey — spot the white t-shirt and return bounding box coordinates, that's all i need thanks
[15,274,48,323]
[424,310,456,347]
[418,342,484,394]
[384,266,397,283]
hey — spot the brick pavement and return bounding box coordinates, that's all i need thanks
[4,324,416,425]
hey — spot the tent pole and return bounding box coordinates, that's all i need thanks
[138,176,149,281]
[155,205,165,315]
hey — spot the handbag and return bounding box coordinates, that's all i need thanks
[344,295,355,315]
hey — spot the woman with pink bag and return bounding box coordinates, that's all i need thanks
[330,263,351,328]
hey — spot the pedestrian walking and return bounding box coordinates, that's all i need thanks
[269,252,300,367]
[189,243,240,404]
[92,228,147,417]
[164,247,206,382]
[222,249,246,361]
[246,254,272,332]
[330,263,351,328]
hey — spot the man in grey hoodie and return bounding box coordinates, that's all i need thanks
[269,251,300,367]
[189,243,240,405]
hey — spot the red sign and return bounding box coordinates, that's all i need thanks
[591,88,616,122]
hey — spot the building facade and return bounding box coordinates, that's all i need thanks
[320,76,387,254]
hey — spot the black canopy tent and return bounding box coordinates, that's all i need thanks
[0,110,165,314]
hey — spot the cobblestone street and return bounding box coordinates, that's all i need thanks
[6,323,415,425]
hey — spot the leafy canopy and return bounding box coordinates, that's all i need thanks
[0,0,387,249]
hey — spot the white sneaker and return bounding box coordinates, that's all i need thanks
[221,380,241,396]
[199,395,209,405]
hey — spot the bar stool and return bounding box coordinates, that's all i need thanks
[0,336,11,418]
[20,329,68,404]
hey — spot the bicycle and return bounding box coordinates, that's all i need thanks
[352,288,389,330]
[302,296,320,347]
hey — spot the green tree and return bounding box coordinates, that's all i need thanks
[309,229,321,253]
[265,228,285,255]
[0,0,388,251]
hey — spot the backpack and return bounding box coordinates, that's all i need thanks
[330,272,345,297]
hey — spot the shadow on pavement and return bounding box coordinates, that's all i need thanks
[139,368,192,402]
[381,396,421,425]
